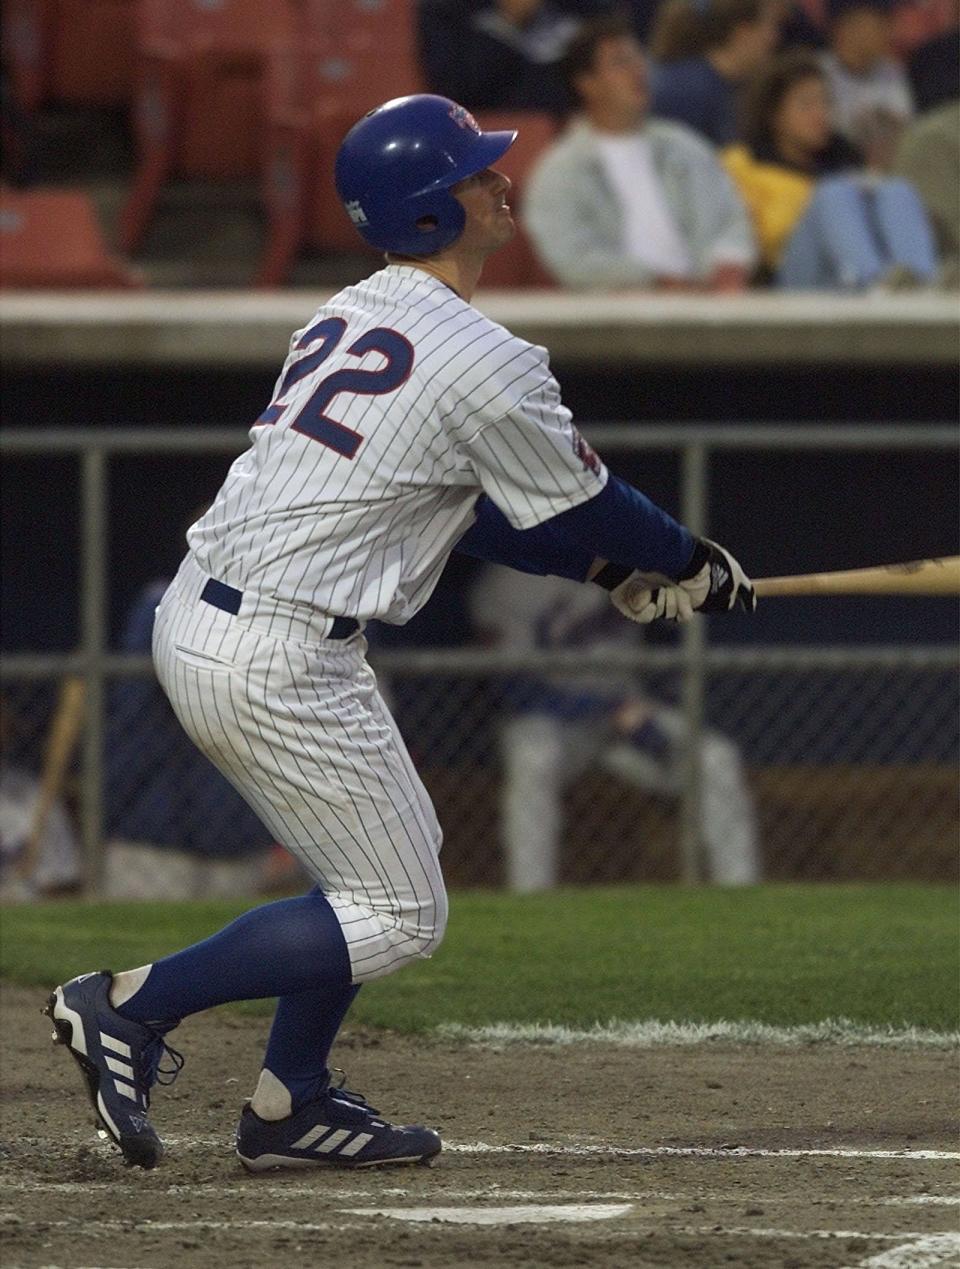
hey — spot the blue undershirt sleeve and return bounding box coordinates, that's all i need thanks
[551,476,696,578]
[454,495,595,581]
[455,477,696,583]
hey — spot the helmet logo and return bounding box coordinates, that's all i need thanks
[448,103,480,134]
[345,200,369,226]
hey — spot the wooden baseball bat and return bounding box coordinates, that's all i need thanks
[19,675,86,882]
[753,556,960,597]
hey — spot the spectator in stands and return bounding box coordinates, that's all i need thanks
[471,566,761,892]
[524,15,757,289]
[723,50,939,286]
[820,0,915,149]
[104,548,276,900]
[418,0,582,115]
[648,0,783,146]
[894,99,960,286]
[891,0,957,57]
[906,0,959,112]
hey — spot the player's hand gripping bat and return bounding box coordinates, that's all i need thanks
[596,553,959,624]
[593,538,755,624]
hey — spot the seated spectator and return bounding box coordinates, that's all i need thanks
[104,573,275,899]
[418,0,582,115]
[648,0,783,146]
[524,15,757,290]
[471,565,761,891]
[891,0,957,57]
[723,50,939,286]
[820,0,915,147]
[906,3,959,112]
[893,99,960,285]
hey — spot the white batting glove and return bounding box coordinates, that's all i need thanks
[607,572,695,625]
[667,538,756,614]
[593,539,755,624]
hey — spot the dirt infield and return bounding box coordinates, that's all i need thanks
[2,982,958,1269]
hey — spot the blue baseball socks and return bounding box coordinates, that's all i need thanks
[110,888,359,1118]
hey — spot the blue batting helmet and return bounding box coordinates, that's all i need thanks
[334,95,517,257]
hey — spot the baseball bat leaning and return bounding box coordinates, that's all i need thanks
[19,675,86,882]
[753,556,960,597]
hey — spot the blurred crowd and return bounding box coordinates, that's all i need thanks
[0,0,956,290]
[420,0,958,289]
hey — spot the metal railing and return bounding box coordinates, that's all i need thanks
[1,423,956,892]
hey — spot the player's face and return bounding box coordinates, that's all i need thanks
[451,166,515,256]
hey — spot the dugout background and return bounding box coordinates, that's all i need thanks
[2,347,958,887]
[2,359,957,652]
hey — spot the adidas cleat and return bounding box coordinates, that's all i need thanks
[44,970,183,1169]
[236,1078,441,1171]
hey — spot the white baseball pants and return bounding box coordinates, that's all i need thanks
[152,556,447,982]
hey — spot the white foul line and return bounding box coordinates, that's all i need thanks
[851,1232,960,1268]
[444,1141,960,1162]
[148,1134,958,1161]
[4,1178,958,1208]
[22,1130,960,1162]
[343,1203,634,1225]
[437,1019,960,1050]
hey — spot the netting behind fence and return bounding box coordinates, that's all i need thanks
[2,658,956,898]
[2,426,956,898]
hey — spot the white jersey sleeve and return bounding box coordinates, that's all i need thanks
[440,334,608,530]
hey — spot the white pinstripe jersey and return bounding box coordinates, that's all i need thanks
[187,264,607,625]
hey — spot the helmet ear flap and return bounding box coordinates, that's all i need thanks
[401,190,466,257]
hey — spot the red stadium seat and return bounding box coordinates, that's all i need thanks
[257,0,426,285]
[119,0,299,254]
[2,0,136,111]
[0,187,143,287]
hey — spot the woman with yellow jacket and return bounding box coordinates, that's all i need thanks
[723,50,938,286]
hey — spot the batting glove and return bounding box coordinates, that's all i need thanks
[605,571,695,624]
[668,538,756,615]
[594,539,755,625]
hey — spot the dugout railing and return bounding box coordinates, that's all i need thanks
[1,423,957,893]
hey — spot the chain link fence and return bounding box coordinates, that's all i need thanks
[1,426,957,898]
[2,652,956,898]
[372,655,957,889]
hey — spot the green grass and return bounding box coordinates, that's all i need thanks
[2,885,956,1032]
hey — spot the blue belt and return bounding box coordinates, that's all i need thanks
[200,578,359,640]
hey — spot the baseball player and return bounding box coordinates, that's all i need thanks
[46,94,755,1173]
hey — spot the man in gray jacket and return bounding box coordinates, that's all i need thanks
[525,15,757,291]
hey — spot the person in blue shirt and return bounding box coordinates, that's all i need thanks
[649,0,782,146]
[104,576,276,898]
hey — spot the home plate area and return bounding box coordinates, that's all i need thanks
[2,985,958,1269]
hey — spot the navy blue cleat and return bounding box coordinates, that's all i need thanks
[236,1078,441,1171]
[44,971,184,1169]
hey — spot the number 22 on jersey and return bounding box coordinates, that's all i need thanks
[255,317,415,459]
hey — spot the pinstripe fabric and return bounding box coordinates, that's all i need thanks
[151,263,608,982]
[187,265,607,626]
[153,559,447,982]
